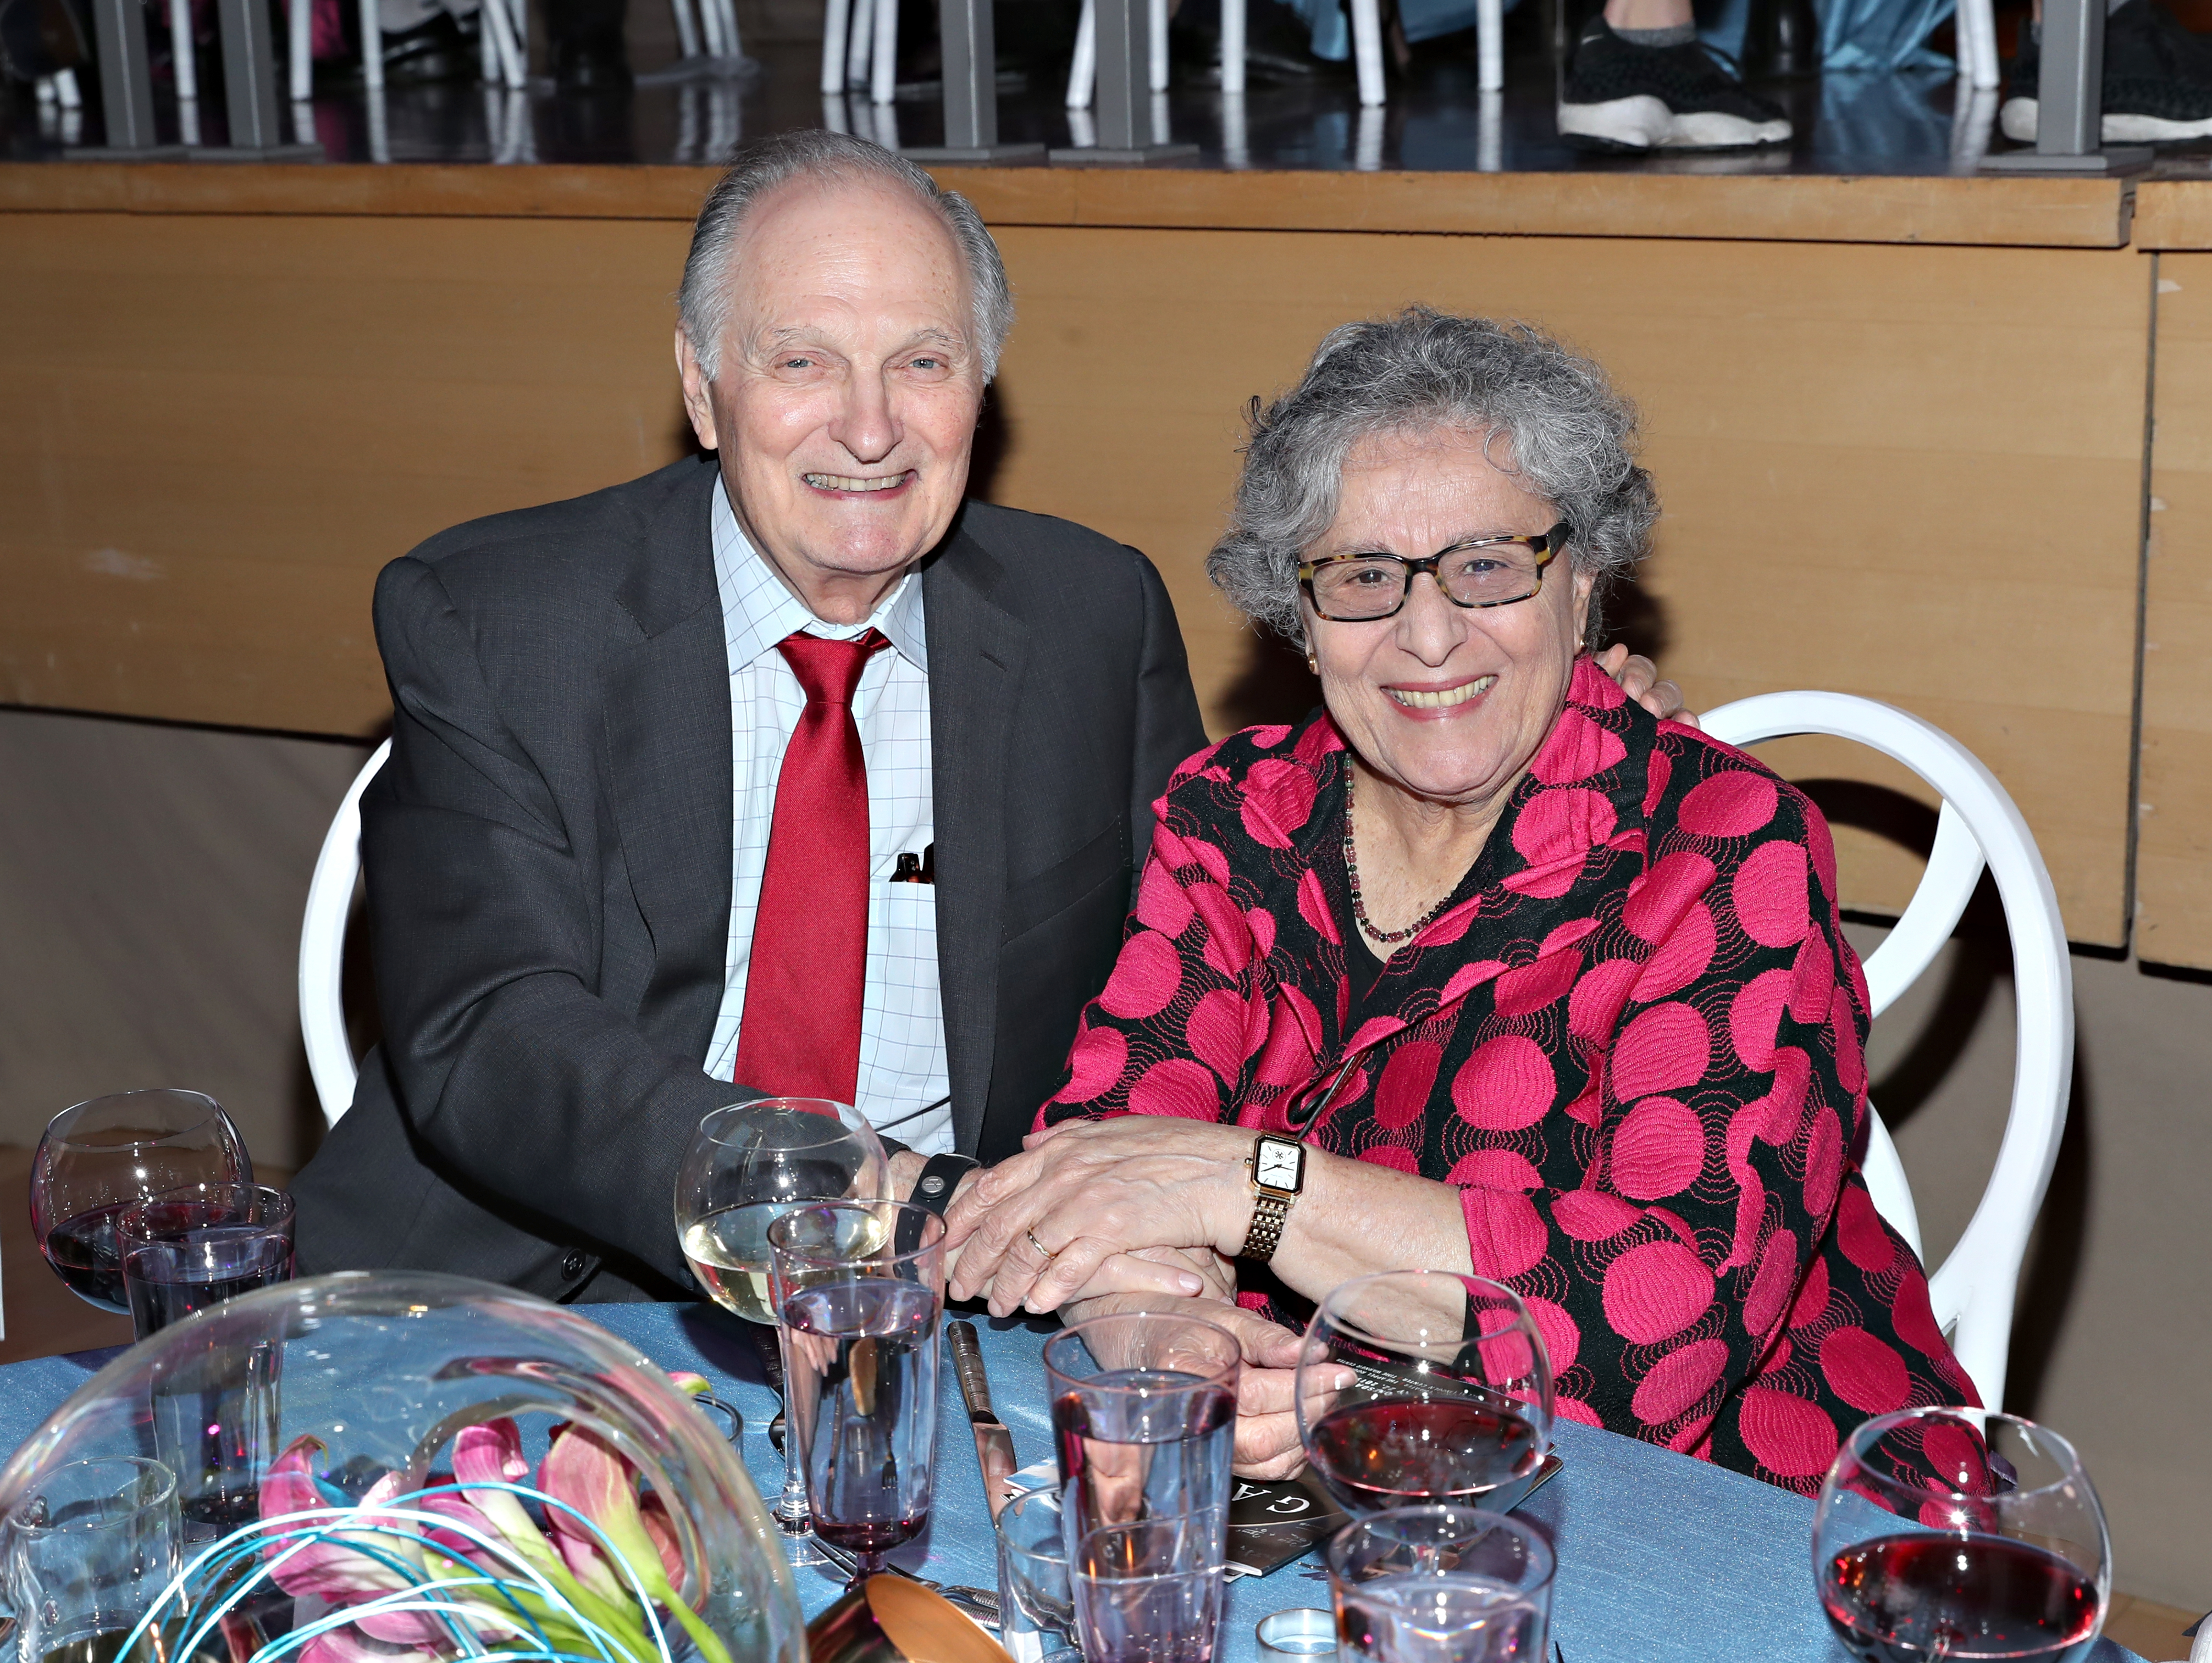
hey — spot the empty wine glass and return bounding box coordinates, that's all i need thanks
[767,1200,945,1588]
[1813,1407,2110,1663]
[1295,1271,1553,1518]
[672,1098,889,1566]
[31,1091,251,1315]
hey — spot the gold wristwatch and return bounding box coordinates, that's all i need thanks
[1238,1135,1306,1263]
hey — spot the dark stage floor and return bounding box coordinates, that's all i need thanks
[15,0,2212,177]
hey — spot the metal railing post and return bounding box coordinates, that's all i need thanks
[1048,0,1193,163]
[1982,0,2149,171]
[902,0,1044,162]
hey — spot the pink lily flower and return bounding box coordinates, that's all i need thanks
[540,1426,685,1601]
[258,1440,452,1649]
[413,1493,502,1571]
[539,1426,733,1663]
[451,1420,573,1582]
[298,1627,435,1663]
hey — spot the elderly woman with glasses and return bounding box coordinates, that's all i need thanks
[944,308,1974,1492]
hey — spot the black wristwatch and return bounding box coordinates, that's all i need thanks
[910,1152,980,1217]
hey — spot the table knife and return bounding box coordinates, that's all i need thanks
[947,1320,1019,1518]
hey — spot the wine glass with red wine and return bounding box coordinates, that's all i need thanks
[1295,1271,1553,1517]
[30,1090,251,1314]
[1813,1407,2110,1663]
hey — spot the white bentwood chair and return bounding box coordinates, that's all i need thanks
[1699,691,2071,1415]
[299,738,389,1127]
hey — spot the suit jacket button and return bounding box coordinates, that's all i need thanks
[561,1250,588,1279]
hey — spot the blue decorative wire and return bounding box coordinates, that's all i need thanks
[114,1482,692,1663]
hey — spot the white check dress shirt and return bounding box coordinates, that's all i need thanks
[701,479,954,1155]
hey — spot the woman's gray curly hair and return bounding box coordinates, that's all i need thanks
[1207,308,1657,650]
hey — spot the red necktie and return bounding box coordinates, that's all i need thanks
[732,629,890,1102]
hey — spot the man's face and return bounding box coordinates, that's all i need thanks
[677,176,987,622]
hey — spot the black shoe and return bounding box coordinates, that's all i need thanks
[378,9,480,83]
[2003,0,2212,143]
[554,29,631,87]
[1558,16,1791,149]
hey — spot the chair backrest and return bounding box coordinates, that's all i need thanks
[1698,692,2073,1413]
[298,739,390,1128]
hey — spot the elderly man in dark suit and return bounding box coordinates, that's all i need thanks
[292,129,1681,1323]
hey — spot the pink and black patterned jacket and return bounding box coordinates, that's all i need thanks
[1037,656,1976,1492]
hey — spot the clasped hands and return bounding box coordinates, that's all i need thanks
[922,1115,1336,1477]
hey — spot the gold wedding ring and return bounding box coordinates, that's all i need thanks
[1024,1227,1057,1262]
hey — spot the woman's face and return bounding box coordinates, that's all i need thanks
[1305,426,1593,811]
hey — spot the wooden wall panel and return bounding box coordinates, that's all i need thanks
[0,213,693,734]
[0,162,2132,249]
[0,213,2148,940]
[2140,251,2212,969]
[983,228,2149,943]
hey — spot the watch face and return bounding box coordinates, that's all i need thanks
[1256,1139,1303,1191]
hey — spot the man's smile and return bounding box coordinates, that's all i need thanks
[803,470,915,495]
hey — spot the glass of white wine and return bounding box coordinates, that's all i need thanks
[673,1097,890,1564]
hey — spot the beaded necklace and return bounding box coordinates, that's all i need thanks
[1342,772,1461,949]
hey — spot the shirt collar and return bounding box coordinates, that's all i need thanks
[710,474,929,672]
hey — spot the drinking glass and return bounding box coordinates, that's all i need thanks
[996,1487,1081,1663]
[1812,1408,2110,1663]
[118,1184,296,1341]
[31,1091,251,1315]
[1044,1311,1240,1663]
[767,1199,945,1587]
[1326,1507,1554,1663]
[1296,1272,1553,1517]
[2,1457,183,1663]
[1256,1609,1340,1659]
[673,1097,889,1560]
[1071,1512,1227,1663]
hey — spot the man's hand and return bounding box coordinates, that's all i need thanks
[1595,643,1700,729]
[888,1148,934,1200]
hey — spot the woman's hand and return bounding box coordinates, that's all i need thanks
[1595,643,1699,729]
[943,1116,1256,1317]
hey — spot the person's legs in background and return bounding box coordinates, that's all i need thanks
[2003,0,2212,143]
[543,0,628,85]
[372,0,481,80]
[1556,0,1793,149]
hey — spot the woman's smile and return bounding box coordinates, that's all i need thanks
[1384,672,1497,716]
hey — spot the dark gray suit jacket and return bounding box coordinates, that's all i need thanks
[290,454,1207,1302]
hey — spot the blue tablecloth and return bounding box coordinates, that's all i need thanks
[0,1305,2144,1663]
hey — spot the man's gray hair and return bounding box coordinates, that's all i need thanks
[678,129,1015,381]
[1207,308,1657,650]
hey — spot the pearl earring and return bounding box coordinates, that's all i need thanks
[1306,654,1318,675]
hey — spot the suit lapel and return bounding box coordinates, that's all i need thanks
[601,463,733,1036]
[923,525,1031,1152]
